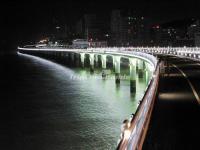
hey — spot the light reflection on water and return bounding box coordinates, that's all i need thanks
[3,53,152,150]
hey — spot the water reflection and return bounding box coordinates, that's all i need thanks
[15,52,152,149]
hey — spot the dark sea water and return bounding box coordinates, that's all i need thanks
[0,53,151,150]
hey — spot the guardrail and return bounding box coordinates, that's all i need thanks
[20,45,200,57]
[116,62,160,150]
[18,46,158,69]
[132,47,200,61]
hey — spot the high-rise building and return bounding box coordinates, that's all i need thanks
[150,24,191,47]
[110,10,150,46]
[110,10,121,46]
[195,33,200,47]
[188,20,200,39]
[75,14,107,42]
[75,19,84,38]
[149,25,161,46]
[186,20,200,46]
[84,14,98,40]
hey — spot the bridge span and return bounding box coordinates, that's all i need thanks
[18,46,200,150]
[18,47,157,93]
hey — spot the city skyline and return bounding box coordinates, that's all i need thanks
[1,0,200,51]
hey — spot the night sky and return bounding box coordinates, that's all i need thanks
[1,0,200,51]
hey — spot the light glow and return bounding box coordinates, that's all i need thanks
[124,129,131,140]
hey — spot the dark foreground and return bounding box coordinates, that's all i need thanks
[143,55,200,149]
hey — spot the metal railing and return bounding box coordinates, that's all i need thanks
[116,62,160,150]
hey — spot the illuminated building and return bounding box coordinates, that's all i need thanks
[110,10,150,46]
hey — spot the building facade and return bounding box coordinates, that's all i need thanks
[110,10,150,46]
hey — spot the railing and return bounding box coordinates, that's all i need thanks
[116,62,160,150]
[88,50,157,69]
[133,47,200,61]
[18,46,158,70]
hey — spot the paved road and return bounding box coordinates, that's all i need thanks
[143,55,200,150]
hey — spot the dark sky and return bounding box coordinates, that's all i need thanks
[0,0,200,50]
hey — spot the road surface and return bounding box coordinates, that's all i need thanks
[143,55,200,150]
